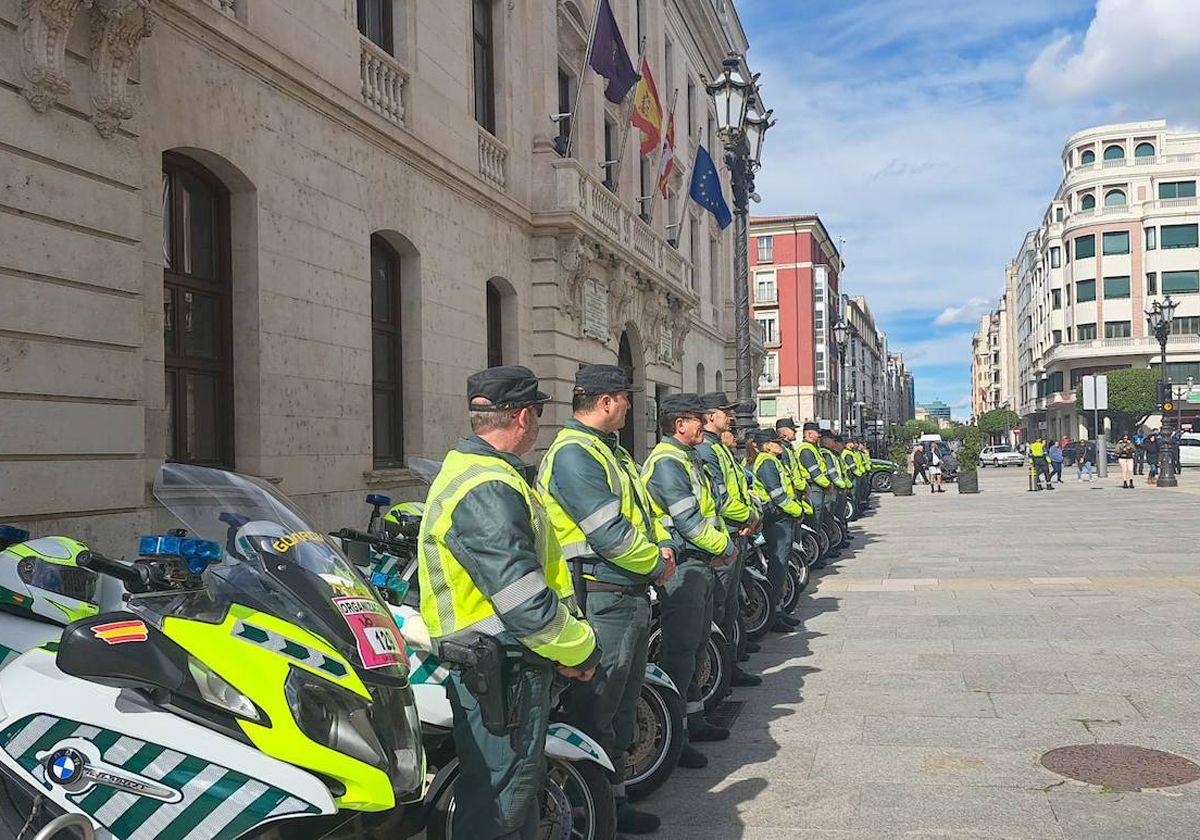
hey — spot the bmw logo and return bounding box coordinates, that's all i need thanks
[45,748,86,786]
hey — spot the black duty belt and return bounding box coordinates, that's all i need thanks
[583,580,649,595]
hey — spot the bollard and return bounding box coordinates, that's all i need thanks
[1028,463,1040,492]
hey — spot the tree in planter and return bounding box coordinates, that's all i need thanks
[1072,367,1158,434]
[957,425,985,493]
[977,408,1019,443]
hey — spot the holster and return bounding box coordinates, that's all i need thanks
[572,556,588,613]
[439,636,515,740]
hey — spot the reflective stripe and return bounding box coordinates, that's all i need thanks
[769,487,787,502]
[660,515,673,528]
[491,570,548,615]
[600,528,637,559]
[523,605,568,648]
[561,541,593,560]
[668,497,697,517]
[578,499,621,534]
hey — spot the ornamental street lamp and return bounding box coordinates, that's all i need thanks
[832,320,849,433]
[1146,295,1179,487]
[706,56,773,442]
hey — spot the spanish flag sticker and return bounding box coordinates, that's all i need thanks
[91,620,148,645]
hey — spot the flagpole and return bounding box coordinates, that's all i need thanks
[646,87,679,226]
[666,130,702,247]
[610,36,646,193]
[563,0,605,160]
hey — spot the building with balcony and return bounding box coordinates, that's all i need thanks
[1003,120,1200,440]
[885,353,916,426]
[842,294,887,438]
[749,214,844,425]
[0,0,756,545]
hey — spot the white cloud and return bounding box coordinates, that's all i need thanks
[1027,0,1200,116]
[934,297,994,327]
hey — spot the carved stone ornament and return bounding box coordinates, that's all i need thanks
[89,0,154,138]
[18,0,93,112]
[607,265,636,337]
[557,233,594,326]
[667,295,696,364]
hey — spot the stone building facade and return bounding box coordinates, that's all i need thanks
[0,0,759,548]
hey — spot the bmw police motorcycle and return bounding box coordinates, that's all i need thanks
[0,464,425,840]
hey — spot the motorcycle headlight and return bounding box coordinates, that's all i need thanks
[187,656,262,723]
[284,668,387,770]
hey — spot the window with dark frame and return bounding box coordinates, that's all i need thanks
[162,154,234,468]
[1147,272,1157,295]
[371,235,405,467]
[486,280,504,367]
[556,69,572,156]
[357,0,393,53]
[472,0,496,134]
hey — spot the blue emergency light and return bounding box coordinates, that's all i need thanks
[139,535,222,574]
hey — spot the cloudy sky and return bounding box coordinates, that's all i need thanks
[738,0,1200,417]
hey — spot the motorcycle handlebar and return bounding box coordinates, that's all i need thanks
[330,527,411,552]
[77,550,150,590]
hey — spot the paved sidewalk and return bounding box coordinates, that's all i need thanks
[646,467,1200,839]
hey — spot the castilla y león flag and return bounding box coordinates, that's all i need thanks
[630,57,663,156]
[656,111,676,198]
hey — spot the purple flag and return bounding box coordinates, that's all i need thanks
[588,0,639,104]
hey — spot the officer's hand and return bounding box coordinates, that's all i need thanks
[656,547,676,585]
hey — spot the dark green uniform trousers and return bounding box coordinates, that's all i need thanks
[565,589,650,799]
[446,662,554,840]
[713,536,746,655]
[657,558,715,731]
[760,514,791,621]
[810,488,834,549]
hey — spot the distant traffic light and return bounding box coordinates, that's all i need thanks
[1157,381,1174,413]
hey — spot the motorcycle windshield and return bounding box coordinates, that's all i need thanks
[151,464,407,678]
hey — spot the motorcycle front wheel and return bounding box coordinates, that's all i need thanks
[871,471,894,492]
[429,757,617,840]
[625,682,685,801]
[740,573,773,641]
[796,529,820,568]
[781,557,807,615]
[698,631,732,713]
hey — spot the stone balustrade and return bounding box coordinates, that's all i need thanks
[359,38,407,126]
[477,128,508,190]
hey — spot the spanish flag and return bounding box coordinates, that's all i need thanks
[92,619,148,645]
[630,57,663,157]
[656,111,676,198]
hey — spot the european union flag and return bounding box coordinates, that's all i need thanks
[689,145,732,230]
[588,0,639,104]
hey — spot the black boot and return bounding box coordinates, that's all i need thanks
[731,667,762,687]
[746,642,762,653]
[689,721,730,742]
[617,803,661,834]
[677,744,708,768]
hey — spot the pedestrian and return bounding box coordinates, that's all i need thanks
[748,427,805,631]
[418,365,599,840]
[1145,432,1161,484]
[1029,436,1054,489]
[912,444,929,485]
[1048,439,1064,483]
[1172,429,1183,472]
[1077,438,1095,482]
[1117,433,1136,489]
[696,393,764,684]
[1132,430,1146,475]
[643,394,737,765]
[536,364,675,831]
[927,442,944,493]
[1061,436,1074,467]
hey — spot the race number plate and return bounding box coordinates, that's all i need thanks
[332,596,407,669]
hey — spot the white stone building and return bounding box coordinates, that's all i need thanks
[1003,121,1200,440]
[0,0,759,548]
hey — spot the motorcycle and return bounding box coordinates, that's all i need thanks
[0,465,426,840]
[870,459,898,493]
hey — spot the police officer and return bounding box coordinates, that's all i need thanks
[796,422,835,562]
[832,434,860,521]
[748,428,805,631]
[536,364,675,834]
[418,365,600,840]
[695,393,762,687]
[821,430,853,548]
[643,394,735,768]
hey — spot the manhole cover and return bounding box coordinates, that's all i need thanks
[1040,744,1200,791]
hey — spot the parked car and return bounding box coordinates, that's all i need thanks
[1179,433,1200,468]
[980,444,1024,468]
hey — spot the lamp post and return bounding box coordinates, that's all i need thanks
[706,56,772,441]
[1146,296,1179,487]
[832,320,849,433]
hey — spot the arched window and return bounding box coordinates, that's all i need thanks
[1080,149,1095,165]
[696,363,706,392]
[1135,142,1155,158]
[1103,145,1125,161]
[714,370,724,394]
[162,153,234,467]
[371,235,404,466]
[1104,189,1127,207]
[484,278,517,366]
[1080,193,1096,211]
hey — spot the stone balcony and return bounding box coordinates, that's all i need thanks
[1042,334,1200,366]
[359,38,407,126]
[546,157,695,297]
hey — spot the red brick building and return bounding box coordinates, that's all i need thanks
[750,215,844,426]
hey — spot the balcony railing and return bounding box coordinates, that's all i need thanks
[477,127,508,190]
[754,288,778,304]
[550,158,696,297]
[359,38,407,126]
[758,375,779,391]
[1043,333,1200,364]
[1152,197,1199,210]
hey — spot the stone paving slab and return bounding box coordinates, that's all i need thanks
[650,468,1200,838]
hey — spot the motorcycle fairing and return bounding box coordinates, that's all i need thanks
[545,724,613,771]
[641,663,679,695]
